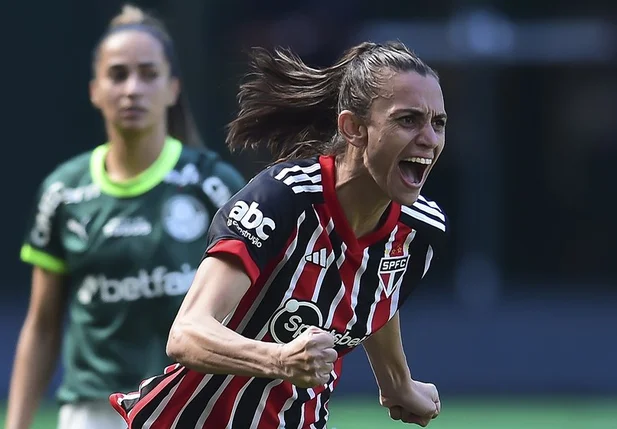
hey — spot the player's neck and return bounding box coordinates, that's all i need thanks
[334,155,391,239]
[105,126,167,182]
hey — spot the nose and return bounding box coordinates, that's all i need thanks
[123,73,145,97]
[416,122,441,149]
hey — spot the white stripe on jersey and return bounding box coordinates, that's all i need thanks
[321,369,339,425]
[310,218,335,302]
[412,200,446,222]
[324,242,348,329]
[249,379,284,428]
[401,205,446,232]
[389,230,417,318]
[418,195,443,212]
[277,386,298,429]
[422,245,434,279]
[283,173,322,185]
[194,375,238,427]
[344,248,370,331]
[298,387,317,429]
[224,377,255,429]
[275,163,321,181]
[365,227,398,335]
[169,375,214,429]
[237,211,307,334]
[291,184,323,194]
[143,382,181,429]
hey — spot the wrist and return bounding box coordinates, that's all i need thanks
[376,366,412,394]
[264,342,287,380]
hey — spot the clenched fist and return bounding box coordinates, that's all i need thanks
[277,326,338,388]
[380,379,441,426]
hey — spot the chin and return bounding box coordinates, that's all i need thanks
[392,189,420,207]
[115,121,150,136]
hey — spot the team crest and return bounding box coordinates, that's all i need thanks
[162,195,209,242]
[378,255,410,297]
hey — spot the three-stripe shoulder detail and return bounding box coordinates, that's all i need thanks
[273,162,323,194]
[401,196,447,232]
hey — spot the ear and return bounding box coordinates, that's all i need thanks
[337,110,367,148]
[166,77,180,107]
[89,79,101,108]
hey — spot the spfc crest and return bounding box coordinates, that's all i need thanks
[378,255,410,297]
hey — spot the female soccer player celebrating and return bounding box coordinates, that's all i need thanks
[6,5,244,429]
[112,41,447,428]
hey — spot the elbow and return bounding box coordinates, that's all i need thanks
[166,325,189,364]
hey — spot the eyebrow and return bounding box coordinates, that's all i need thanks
[391,107,447,121]
[108,62,158,69]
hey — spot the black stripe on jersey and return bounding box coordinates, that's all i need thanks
[347,245,385,341]
[417,195,444,214]
[272,160,324,205]
[315,389,331,429]
[313,229,346,310]
[228,377,276,428]
[272,159,321,183]
[397,238,432,306]
[174,374,229,427]
[283,387,312,429]
[239,210,321,339]
[401,205,446,234]
[130,369,187,428]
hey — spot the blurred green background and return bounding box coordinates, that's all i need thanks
[8,396,616,428]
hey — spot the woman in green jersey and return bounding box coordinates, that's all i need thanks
[5,5,245,429]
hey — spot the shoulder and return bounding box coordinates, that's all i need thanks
[177,146,245,183]
[260,157,324,198]
[35,151,94,197]
[167,146,246,207]
[214,158,323,229]
[400,194,448,236]
[235,157,324,204]
[177,145,241,180]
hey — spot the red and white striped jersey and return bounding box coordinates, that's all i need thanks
[110,155,447,428]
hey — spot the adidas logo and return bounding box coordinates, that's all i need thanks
[305,248,329,268]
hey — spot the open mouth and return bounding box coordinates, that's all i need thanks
[399,157,432,187]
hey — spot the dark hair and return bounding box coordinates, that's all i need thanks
[92,4,203,147]
[226,41,438,162]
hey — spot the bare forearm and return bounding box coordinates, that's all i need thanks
[167,316,282,379]
[6,325,61,429]
[363,313,411,389]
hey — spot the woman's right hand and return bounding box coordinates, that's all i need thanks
[277,326,338,389]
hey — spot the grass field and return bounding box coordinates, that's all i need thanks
[5,396,615,428]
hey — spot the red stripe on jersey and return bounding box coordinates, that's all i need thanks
[207,239,260,284]
[202,375,253,427]
[314,211,364,331]
[331,359,344,391]
[126,369,186,424]
[223,231,297,332]
[257,381,294,429]
[300,384,328,427]
[151,371,206,428]
[371,224,415,333]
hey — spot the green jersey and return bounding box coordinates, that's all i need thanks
[20,137,245,404]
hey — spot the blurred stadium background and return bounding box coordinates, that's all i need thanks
[2,0,616,427]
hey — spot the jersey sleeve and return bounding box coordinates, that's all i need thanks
[203,172,300,285]
[20,179,67,274]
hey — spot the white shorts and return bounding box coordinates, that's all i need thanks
[58,400,127,429]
